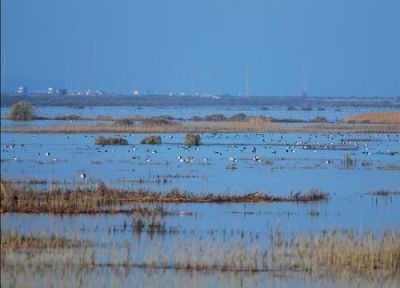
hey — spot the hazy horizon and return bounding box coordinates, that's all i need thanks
[1,0,400,97]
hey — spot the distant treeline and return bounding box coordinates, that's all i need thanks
[1,94,399,108]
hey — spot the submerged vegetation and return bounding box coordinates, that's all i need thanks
[1,229,399,286]
[8,101,36,121]
[368,189,400,196]
[343,153,356,169]
[95,136,128,145]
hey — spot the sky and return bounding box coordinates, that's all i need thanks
[1,0,400,97]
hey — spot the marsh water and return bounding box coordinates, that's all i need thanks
[1,105,400,287]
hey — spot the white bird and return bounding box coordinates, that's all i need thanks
[45,152,50,156]
[80,173,86,179]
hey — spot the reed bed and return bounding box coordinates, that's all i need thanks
[342,112,400,124]
[2,229,399,280]
[0,180,328,214]
[1,232,88,249]
[136,230,400,276]
[0,180,166,214]
[2,121,399,134]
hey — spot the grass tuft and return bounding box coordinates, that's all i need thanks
[185,133,201,146]
[140,135,161,144]
[95,136,128,145]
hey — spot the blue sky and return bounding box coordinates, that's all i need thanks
[1,0,399,97]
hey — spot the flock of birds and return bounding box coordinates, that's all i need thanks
[2,133,399,180]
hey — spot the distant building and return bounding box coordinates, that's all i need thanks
[48,87,56,95]
[16,86,27,95]
[56,89,67,96]
[84,89,104,96]
[95,90,104,96]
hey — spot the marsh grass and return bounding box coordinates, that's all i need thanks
[0,180,328,214]
[112,119,135,127]
[342,112,400,124]
[2,119,400,134]
[185,133,201,146]
[0,180,166,214]
[368,189,400,196]
[95,136,128,145]
[1,232,88,249]
[343,153,356,169]
[130,229,400,277]
[140,135,161,144]
[2,229,399,281]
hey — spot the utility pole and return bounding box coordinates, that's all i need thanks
[1,49,5,95]
[245,65,249,97]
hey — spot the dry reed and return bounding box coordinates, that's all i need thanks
[342,112,400,124]
[2,121,399,134]
[0,180,328,214]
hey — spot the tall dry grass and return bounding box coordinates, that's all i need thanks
[342,112,400,124]
[2,120,399,134]
[0,180,328,214]
[2,229,399,279]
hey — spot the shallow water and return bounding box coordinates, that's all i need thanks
[1,132,399,194]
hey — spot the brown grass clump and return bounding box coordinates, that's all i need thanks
[342,112,400,124]
[95,136,128,145]
[140,135,161,144]
[185,133,201,146]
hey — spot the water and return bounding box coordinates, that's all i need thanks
[1,132,399,194]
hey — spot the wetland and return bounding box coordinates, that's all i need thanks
[1,97,399,287]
